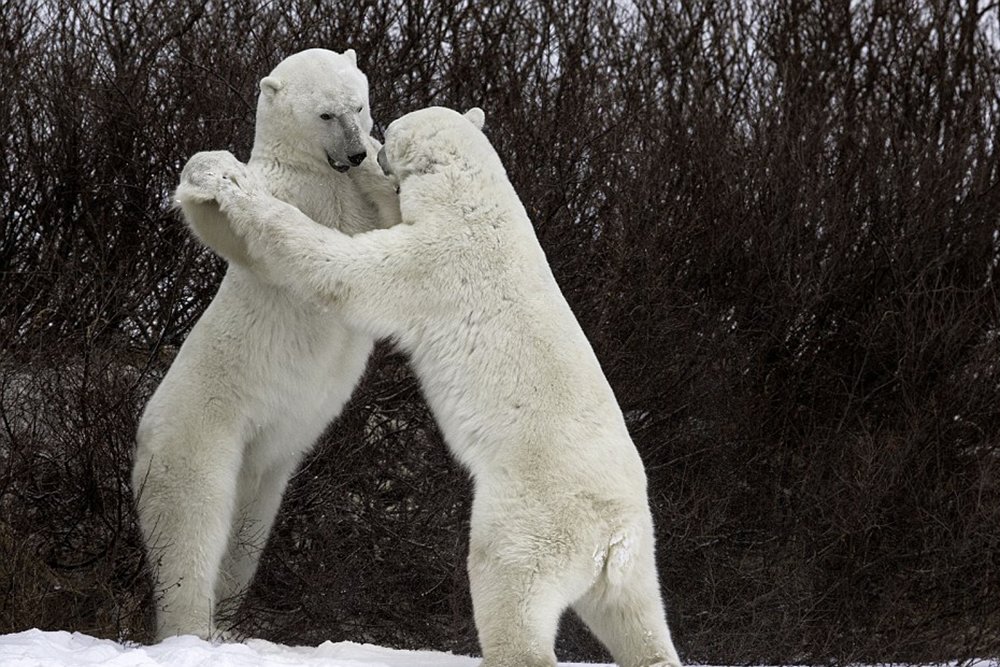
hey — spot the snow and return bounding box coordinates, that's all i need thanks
[3,629,997,667]
[0,629,603,667]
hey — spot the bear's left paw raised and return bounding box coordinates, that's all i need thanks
[176,151,255,207]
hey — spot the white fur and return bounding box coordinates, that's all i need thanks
[177,107,682,667]
[132,48,400,641]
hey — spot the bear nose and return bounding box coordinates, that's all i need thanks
[348,151,366,166]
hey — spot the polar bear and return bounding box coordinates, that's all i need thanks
[132,48,400,641]
[174,106,682,667]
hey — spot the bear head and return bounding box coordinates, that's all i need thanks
[255,48,373,173]
[377,106,490,186]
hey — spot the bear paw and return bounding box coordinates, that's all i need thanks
[177,151,255,207]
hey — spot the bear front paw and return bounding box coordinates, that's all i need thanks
[177,151,254,206]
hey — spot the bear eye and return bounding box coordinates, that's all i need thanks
[356,105,363,113]
[320,113,333,120]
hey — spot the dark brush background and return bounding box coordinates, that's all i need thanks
[1,0,998,663]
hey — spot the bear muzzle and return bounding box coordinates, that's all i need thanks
[325,146,367,173]
[325,152,350,173]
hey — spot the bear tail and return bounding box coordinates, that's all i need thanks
[600,529,636,589]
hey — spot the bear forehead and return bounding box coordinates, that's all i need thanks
[302,81,365,103]
[286,65,365,89]
[280,72,368,113]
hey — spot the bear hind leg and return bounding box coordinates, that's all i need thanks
[572,550,682,667]
[468,548,574,667]
[133,427,245,641]
[214,454,301,630]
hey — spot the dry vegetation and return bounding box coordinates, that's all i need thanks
[1,0,999,663]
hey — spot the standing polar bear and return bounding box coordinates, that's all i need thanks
[176,107,682,667]
[133,48,399,640]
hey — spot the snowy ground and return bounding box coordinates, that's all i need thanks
[3,630,997,667]
[0,629,603,667]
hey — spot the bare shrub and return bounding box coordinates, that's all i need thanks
[1,0,998,662]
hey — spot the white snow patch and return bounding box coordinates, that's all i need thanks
[0,629,606,667]
[2,629,998,667]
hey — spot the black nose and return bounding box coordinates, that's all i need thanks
[348,151,366,166]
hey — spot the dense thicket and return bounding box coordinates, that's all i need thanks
[2,0,998,663]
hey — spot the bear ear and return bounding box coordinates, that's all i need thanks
[260,76,284,96]
[343,49,358,67]
[464,107,485,130]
